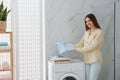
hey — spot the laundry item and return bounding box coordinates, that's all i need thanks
[56,42,75,54]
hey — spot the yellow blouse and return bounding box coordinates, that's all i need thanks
[75,28,104,64]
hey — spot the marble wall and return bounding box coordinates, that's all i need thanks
[115,1,120,80]
[92,2,115,80]
[45,0,119,80]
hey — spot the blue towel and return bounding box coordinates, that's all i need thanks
[56,42,75,54]
[0,42,8,46]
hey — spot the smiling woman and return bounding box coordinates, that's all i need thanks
[74,13,104,80]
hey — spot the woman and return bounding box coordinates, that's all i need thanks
[74,13,104,80]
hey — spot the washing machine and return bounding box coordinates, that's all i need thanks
[48,59,85,80]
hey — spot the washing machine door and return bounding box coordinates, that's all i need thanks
[59,73,81,80]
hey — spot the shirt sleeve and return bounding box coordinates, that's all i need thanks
[74,33,85,48]
[76,30,104,53]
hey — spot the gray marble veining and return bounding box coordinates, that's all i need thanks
[45,0,120,80]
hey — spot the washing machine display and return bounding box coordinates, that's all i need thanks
[48,59,85,80]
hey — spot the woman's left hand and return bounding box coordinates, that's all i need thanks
[72,49,77,52]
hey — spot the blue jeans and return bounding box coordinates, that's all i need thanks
[85,61,102,80]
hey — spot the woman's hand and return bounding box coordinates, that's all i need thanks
[72,49,77,52]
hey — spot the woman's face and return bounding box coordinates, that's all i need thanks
[85,17,95,29]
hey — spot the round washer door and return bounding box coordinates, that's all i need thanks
[59,73,81,80]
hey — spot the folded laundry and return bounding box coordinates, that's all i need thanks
[56,41,75,54]
[50,56,71,61]
[50,56,71,63]
[0,42,8,46]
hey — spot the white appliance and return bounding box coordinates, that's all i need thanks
[48,59,85,80]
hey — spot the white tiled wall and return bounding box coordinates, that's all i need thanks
[16,0,41,80]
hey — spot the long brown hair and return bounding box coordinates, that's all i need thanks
[85,13,101,31]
